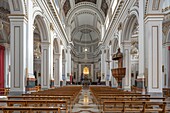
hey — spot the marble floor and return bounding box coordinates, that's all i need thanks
[71,87,170,113]
[72,87,99,113]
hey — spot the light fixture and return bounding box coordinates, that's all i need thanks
[85,48,87,52]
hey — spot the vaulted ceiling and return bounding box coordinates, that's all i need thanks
[60,0,110,61]
[62,0,110,45]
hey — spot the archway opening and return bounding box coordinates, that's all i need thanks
[130,17,139,87]
[0,0,10,91]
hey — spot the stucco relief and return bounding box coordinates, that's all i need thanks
[63,0,71,16]
[163,21,170,36]
[152,0,160,10]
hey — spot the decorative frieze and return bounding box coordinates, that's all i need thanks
[162,21,170,35]
[0,7,10,22]
[162,6,170,12]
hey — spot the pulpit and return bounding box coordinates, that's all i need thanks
[111,48,126,88]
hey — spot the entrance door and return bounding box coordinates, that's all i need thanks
[0,45,5,90]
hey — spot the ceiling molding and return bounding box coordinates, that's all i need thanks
[97,0,102,9]
[101,0,108,17]
[75,15,79,27]
[75,0,97,4]
[71,24,100,37]
[69,0,75,8]
[93,14,97,27]
[66,2,105,25]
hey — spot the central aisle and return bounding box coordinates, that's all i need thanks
[72,87,100,113]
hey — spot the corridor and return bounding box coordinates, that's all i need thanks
[72,87,99,113]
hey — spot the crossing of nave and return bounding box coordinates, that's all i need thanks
[0,86,170,113]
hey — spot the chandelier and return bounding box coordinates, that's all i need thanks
[34,41,41,59]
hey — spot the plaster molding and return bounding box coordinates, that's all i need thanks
[66,2,105,25]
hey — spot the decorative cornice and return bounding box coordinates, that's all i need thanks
[47,0,69,46]
[102,0,124,43]
[162,6,170,12]
[50,23,54,31]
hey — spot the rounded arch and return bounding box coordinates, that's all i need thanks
[122,14,138,42]
[129,6,139,20]
[33,15,50,42]
[8,0,26,14]
[66,4,105,25]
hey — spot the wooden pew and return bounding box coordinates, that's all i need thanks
[90,86,170,113]
[0,106,61,113]
[20,86,82,112]
[0,88,10,96]
[103,101,166,113]
[99,97,165,112]
[94,94,150,105]
[163,88,170,97]
[0,100,68,113]
[8,95,73,112]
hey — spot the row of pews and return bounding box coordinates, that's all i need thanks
[90,86,170,113]
[0,88,10,96]
[0,86,82,113]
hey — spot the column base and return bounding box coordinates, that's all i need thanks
[50,80,54,88]
[26,77,36,91]
[136,78,146,93]
[9,91,27,95]
[60,81,63,86]
[123,86,131,91]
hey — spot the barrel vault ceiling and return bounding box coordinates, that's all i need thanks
[60,0,111,62]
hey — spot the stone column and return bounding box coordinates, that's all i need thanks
[123,42,131,90]
[67,46,72,83]
[145,14,164,93]
[162,44,168,88]
[2,43,10,88]
[62,59,66,86]
[79,64,81,82]
[9,15,27,94]
[91,64,94,82]
[105,48,110,86]
[167,46,170,87]
[41,42,50,89]
[136,0,145,92]
[54,54,60,87]
[111,60,118,87]
[26,0,35,91]
[101,47,105,82]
